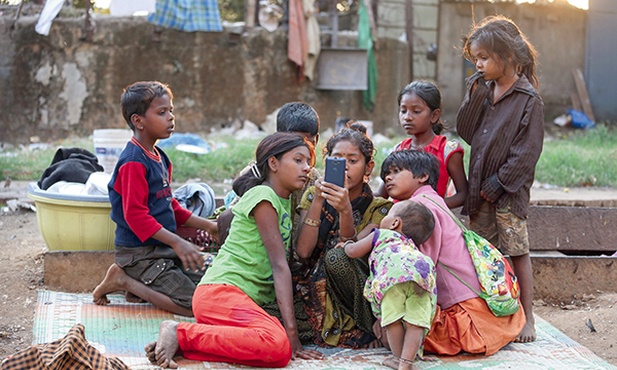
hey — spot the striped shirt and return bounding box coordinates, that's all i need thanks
[456,73,544,219]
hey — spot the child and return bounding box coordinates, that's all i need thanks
[296,122,392,347]
[145,132,324,368]
[342,200,437,370]
[92,81,218,317]
[383,149,525,356]
[457,15,544,343]
[376,81,468,209]
[217,101,321,245]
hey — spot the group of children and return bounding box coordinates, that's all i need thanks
[92,15,543,370]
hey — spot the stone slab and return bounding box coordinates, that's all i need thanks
[44,250,114,293]
[531,253,617,301]
[528,205,617,252]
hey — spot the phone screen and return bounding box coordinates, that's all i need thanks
[324,157,346,187]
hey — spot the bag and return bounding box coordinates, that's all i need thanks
[421,195,520,317]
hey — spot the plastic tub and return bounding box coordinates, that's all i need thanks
[27,182,115,251]
[93,129,132,173]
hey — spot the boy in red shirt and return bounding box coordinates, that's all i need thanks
[92,81,217,317]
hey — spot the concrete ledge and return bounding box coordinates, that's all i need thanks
[43,250,617,303]
[528,205,617,252]
[531,253,617,302]
[42,203,617,302]
[44,250,114,293]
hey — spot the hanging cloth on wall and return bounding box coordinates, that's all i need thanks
[35,0,65,36]
[147,0,223,32]
[358,0,377,111]
[288,0,309,81]
[303,0,321,81]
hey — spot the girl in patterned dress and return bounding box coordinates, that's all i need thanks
[341,200,437,370]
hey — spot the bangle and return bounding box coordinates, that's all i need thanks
[343,240,355,249]
[398,357,415,365]
[339,229,357,242]
[303,218,321,227]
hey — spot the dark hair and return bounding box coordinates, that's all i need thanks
[324,121,374,164]
[396,200,435,245]
[276,102,320,136]
[121,81,173,130]
[398,80,445,135]
[463,15,539,88]
[232,132,315,197]
[380,150,440,191]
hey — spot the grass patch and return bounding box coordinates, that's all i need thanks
[0,138,93,181]
[1,126,616,189]
[535,125,617,187]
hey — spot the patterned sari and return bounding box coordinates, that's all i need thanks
[296,183,392,347]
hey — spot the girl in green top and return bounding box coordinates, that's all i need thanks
[147,132,323,368]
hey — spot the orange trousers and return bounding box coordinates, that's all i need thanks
[424,297,525,356]
[177,284,292,368]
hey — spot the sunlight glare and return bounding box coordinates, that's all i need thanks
[516,0,588,10]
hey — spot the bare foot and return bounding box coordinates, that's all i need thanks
[125,291,147,303]
[515,319,536,343]
[155,320,180,369]
[382,355,399,369]
[145,342,157,364]
[92,264,128,305]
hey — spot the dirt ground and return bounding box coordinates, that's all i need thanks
[0,197,616,366]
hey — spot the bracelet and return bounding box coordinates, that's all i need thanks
[303,218,321,227]
[339,229,357,242]
[343,240,355,249]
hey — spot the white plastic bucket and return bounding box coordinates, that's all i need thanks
[93,129,133,173]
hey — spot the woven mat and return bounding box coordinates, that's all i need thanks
[33,291,615,370]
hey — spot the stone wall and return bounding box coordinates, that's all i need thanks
[0,15,410,144]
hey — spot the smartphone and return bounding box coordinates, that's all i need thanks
[324,157,346,187]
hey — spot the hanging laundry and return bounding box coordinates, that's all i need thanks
[358,0,377,111]
[147,0,223,32]
[287,0,308,80]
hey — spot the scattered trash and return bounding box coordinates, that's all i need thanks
[6,199,36,213]
[567,109,595,129]
[158,133,211,154]
[553,114,570,127]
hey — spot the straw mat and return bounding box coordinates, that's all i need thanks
[33,291,616,370]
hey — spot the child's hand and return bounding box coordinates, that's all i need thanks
[313,178,327,201]
[289,335,324,360]
[173,239,206,272]
[318,180,351,213]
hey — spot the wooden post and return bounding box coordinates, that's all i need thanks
[405,0,414,78]
[246,0,256,29]
[572,68,596,122]
[82,0,94,42]
[330,0,338,47]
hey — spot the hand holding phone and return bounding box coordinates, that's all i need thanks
[324,157,346,187]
